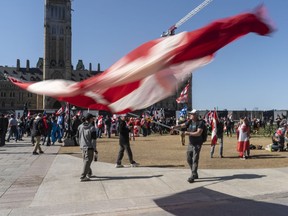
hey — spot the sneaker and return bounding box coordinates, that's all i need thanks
[115,164,124,168]
[93,152,98,162]
[80,176,90,182]
[32,152,39,155]
[187,177,194,183]
[39,151,44,154]
[131,162,139,167]
[193,174,199,179]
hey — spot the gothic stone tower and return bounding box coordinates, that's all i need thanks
[43,0,72,109]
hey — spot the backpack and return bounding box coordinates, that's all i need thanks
[36,119,46,135]
[201,121,208,143]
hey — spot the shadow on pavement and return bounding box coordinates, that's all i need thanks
[144,165,185,168]
[154,182,288,216]
[196,173,266,183]
[87,174,163,181]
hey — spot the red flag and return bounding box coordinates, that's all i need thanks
[176,83,190,103]
[8,6,272,114]
[211,110,218,145]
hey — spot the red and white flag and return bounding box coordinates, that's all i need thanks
[65,102,69,116]
[204,110,213,124]
[176,83,190,104]
[8,6,273,114]
[211,110,218,145]
[56,107,64,116]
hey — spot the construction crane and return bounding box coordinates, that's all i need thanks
[161,0,213,37]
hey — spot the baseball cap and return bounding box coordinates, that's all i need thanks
[85,113,95,120]
[188,109,198,115]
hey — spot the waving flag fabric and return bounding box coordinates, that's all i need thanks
[176,83,190,104]
[56,107,64,116]
[8,6,272,114]
[65,102,69,116]
[204,110,213,124]
[211,110,219,145]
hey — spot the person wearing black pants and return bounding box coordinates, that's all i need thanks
[171,109,204,183]
[0,114,9,146]
[115,115,139,168]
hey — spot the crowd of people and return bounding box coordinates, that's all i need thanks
[0,111,176,147]
[171,111,288,183]
[175,112,288,159]
[0,112,67,152]
[1,109,288,183]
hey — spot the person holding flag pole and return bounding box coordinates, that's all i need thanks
[171,109,205,183]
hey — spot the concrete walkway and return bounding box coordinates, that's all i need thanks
[0,137,288,216]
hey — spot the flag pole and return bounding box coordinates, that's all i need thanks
[128,112,180,132]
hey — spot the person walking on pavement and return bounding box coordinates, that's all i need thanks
[6,114,19,142]
[41,115,52,146]
[0,113,9,146]
[29,114,37,146]
[32,113,45,155]
[171,109,205,183]
[71,115,82,146]
[104,115,112,138]
[76,113,98,182]
[115,115,139,168]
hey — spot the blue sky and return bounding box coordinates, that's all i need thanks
[0,0,287,111]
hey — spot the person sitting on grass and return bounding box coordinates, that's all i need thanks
[272,120,287,152]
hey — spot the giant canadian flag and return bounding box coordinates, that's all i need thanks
[9,6,273,114]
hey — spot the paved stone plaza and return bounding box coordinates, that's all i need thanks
[0,137,288,216]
